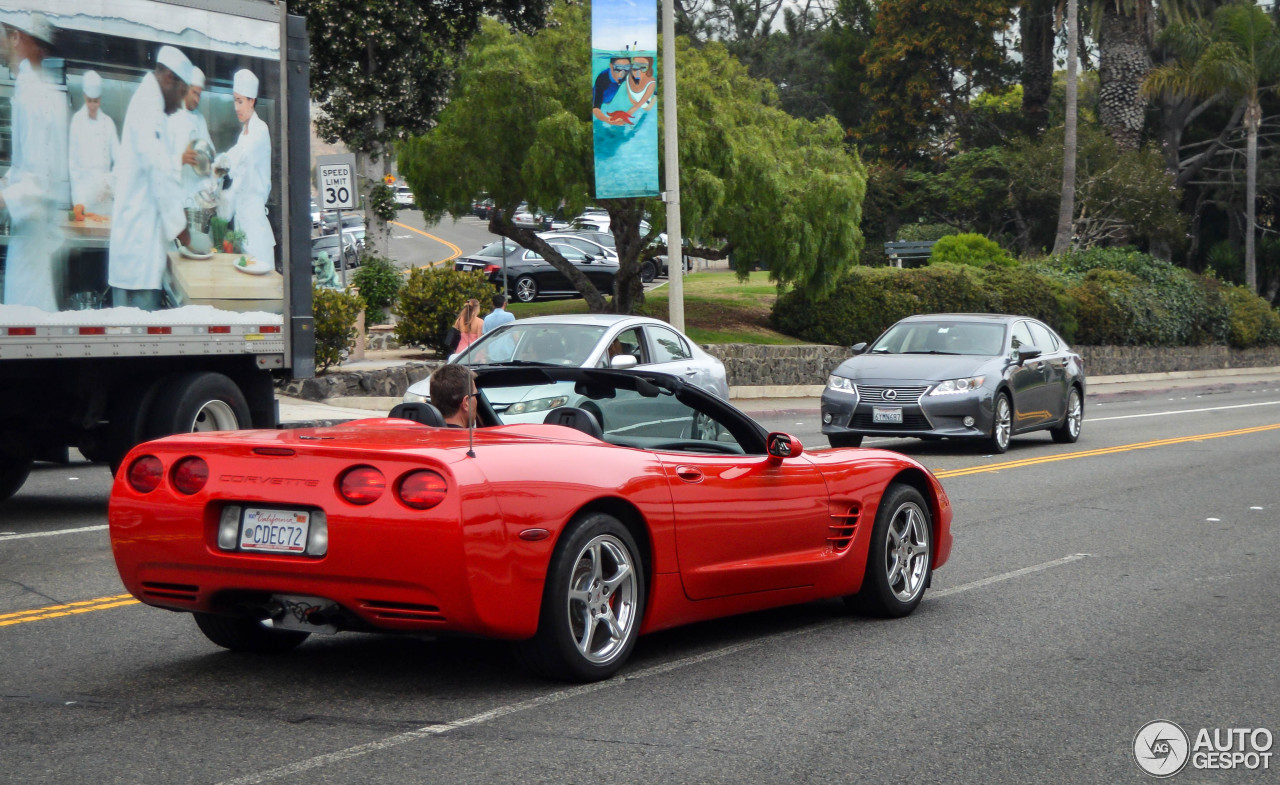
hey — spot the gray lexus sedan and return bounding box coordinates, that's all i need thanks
[821,313,1085,453]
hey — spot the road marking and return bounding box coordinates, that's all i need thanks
[934,423,1280,479]
[1090,399,1280,422]
[389,220,461,264]
[0,594,138,626]
[212,554,1088,785]
[0,524,107,541]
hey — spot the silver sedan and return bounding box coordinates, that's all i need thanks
[404,315,730,418]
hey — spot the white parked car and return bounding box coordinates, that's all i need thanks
[403,315,730,421]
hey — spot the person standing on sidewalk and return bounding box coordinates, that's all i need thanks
[483,293,515,333]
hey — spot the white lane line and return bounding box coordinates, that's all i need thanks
[0,525,107,541]
[1090,400,1280,423]
[214,553,1091,785]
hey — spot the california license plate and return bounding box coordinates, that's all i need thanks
[873,406,903,424]
[240,508,310,554]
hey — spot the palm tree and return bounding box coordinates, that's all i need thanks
[1093,0,1155,151]
[1053,0,1080,256]
[1144,1,1280,292]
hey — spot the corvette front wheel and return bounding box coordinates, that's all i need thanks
[846,483,933,618]
[516,512,645,682]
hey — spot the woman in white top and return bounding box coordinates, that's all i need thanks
[218,69,274,264]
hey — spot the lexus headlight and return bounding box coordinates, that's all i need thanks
[507,395,570,415]
[930,376,986,395]
[827,375,856,394]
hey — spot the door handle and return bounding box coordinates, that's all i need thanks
[683,369,698,376]
[675,465,703,483]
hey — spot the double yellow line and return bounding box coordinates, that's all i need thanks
[389,220,461,264]
[0,593,139,627]
[936,422,1280,479]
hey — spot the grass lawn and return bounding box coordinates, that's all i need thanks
[507,270,802,345]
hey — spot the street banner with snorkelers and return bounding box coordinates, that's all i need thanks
[591,0,659,199]
[0,0,283,318]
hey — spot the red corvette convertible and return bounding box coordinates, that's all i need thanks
[109,367,952,681]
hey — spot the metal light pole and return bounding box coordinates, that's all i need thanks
[662,0,683,330]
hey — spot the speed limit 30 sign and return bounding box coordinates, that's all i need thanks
[316,154,357,210]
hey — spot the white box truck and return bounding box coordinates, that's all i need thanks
[0,0,315,500]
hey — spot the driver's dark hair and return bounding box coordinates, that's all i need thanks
[429,364,475,418]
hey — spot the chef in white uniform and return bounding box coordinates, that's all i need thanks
[218,69,274,265]
[0,13,70,311]
[167,66,212,206]
[108,45,192,310]
[68,70,118,217]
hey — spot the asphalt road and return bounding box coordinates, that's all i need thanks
[2,385,1278,784]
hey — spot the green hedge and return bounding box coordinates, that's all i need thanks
[394,266,496,353]
[772,250,1277,349]
[930,233,1014,268]
[350,255,404,326]
[313,284,366,373]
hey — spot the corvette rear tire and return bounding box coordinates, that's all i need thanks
[194,612,310,653]
[846,483,933,618]
[828,433,863,448]
[516,512,645,682]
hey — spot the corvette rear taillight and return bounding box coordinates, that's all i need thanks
[127,456,164,493]
[339,466,385,505]
[171,457,209,495]
[397,470,448,510]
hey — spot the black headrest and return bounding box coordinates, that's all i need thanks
[543,406,603,439]
[388,402,446,427]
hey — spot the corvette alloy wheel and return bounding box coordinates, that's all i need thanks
[847,483,933,618]
[566,534,639,665]
[516,512,645,681]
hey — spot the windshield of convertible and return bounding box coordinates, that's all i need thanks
[869,321,1006,357]
[458,323,608,367]
[478,370,760,455]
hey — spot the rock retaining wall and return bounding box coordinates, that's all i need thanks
[279,342,1280,401]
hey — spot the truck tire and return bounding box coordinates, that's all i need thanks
[147,372,252,438]
[0,439,33,503]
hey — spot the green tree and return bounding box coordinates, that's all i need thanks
[857,0,1017,161]
[291,0,549,233]
[399,0,867,313]
[1144,0,1280,292]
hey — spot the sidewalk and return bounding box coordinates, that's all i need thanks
[277,365,1280,428]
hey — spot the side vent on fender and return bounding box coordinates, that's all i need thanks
[827,507,860,552]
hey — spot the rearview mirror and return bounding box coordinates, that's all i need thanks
[610,354,638,369]
[850,342,867,355]
[1016,347,1043,364]
[767,432,803,462]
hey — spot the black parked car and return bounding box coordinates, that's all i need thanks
[821,313,1086,453]
[454,240,617,302]
[311,233,360,270]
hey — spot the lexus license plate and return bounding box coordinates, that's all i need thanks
[873,406,903,424]
[240,508,310,554]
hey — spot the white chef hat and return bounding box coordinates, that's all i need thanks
[190,66,205,89]
[232,68,259,100]
[14,12,55,47]
[156,45,194,86]
[82,70,103,99]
